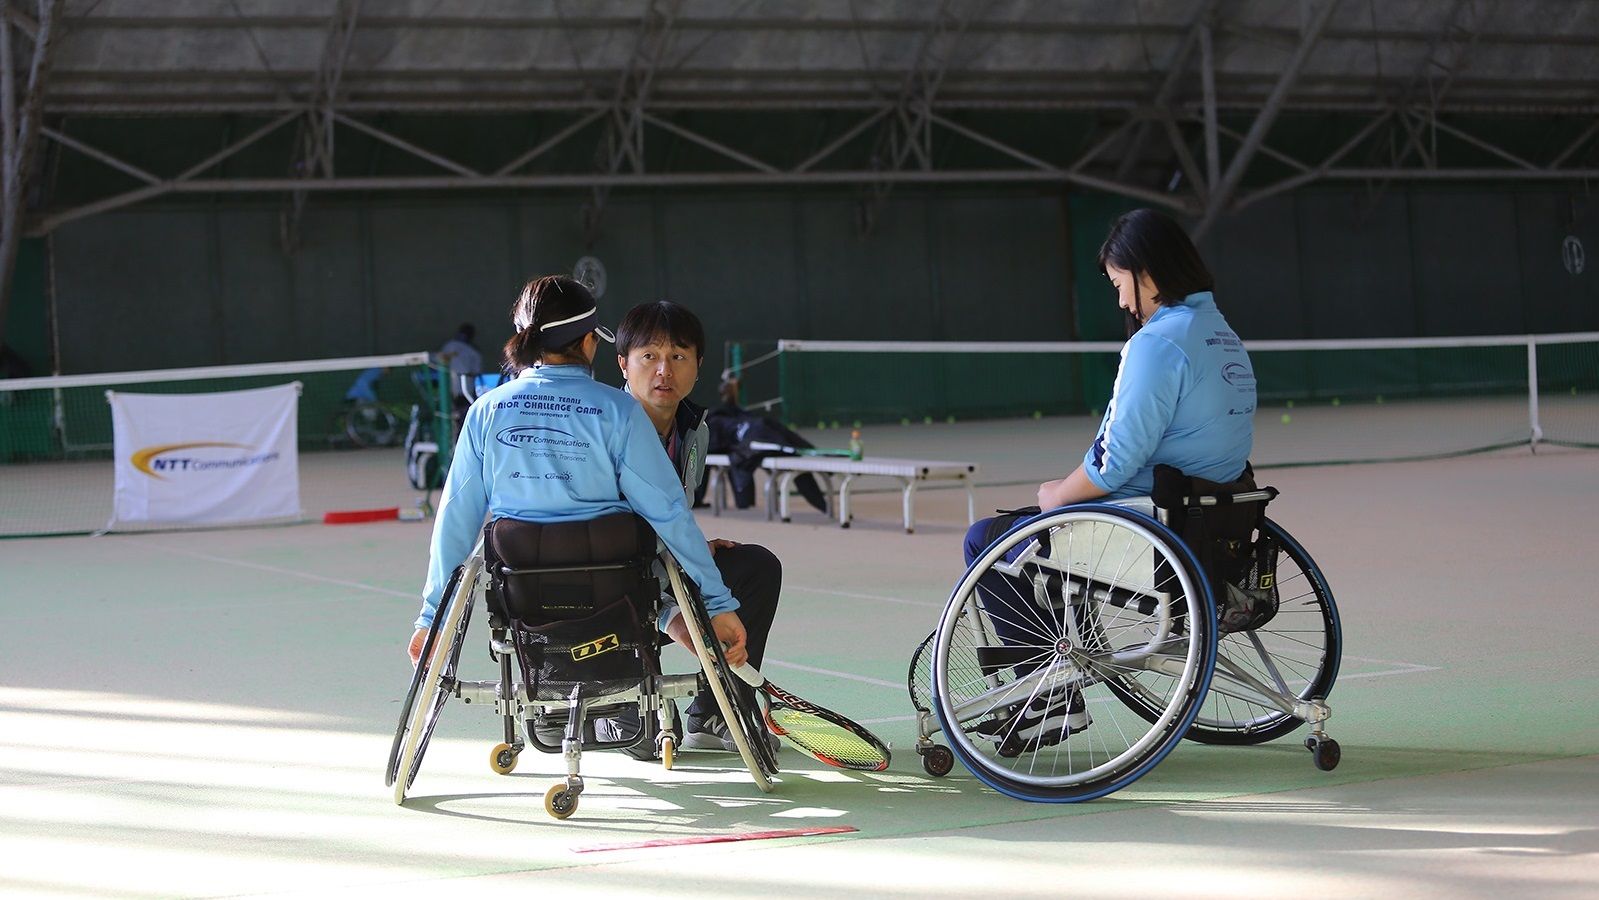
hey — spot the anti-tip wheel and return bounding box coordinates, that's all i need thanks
[489,742,519,775]
[661,736,675,771]
[544,783,579,819]
[921,745,955,777]
[1309,737,1341,772]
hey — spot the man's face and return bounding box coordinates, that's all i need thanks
[618,338,701,419]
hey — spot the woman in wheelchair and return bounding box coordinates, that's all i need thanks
[406,275,757,760]
[961,208,1259,753]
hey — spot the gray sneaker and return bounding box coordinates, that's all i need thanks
[597,704,682,762]
[682,712,779,755]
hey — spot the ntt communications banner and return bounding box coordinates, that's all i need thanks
[108,382,302,529]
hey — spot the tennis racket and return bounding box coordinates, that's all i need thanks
[747,440,854,458]
[731,663,891,771]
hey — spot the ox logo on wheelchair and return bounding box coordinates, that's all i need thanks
[571,633,621,662]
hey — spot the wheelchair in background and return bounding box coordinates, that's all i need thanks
[387,512,778,818]
[909,465,1341,802]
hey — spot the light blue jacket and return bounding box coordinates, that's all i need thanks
[415,364,736,632]
[1083,292,1256,498]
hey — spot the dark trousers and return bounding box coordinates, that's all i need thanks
[681,542,782,719]
[963,515,1048,674]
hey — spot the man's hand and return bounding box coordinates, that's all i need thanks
[708,538,739,555]
[662,609,749,668]
[711,611,749,668]
[407,627,428,667]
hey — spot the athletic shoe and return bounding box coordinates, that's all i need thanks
[976,688,1091,757]
[681,712,779,755]
[596,704,682,762]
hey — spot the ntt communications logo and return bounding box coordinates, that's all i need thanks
[131,442,282,480]
[495,425,591,450]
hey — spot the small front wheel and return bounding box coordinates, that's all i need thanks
[1309,736,1341,772]
[489,742,519,775]
[661,736,675,771]
[921,745,955,777]
[545,783,579,819]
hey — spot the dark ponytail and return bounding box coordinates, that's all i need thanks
[503,275,595,373]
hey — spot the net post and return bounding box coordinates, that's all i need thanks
[433,361,454,473]
[1526,339,1543,452]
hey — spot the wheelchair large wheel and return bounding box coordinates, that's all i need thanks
[933,504,1217,803]
[388,554,479,804]
[661,553,777,790]
[345,401,400,448]
[1180,518,1341,744]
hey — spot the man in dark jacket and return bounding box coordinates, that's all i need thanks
[609,300,784,760]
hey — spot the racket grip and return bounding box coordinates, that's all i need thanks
[729,662,764,688]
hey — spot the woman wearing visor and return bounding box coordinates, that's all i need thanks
[408,275,750,682]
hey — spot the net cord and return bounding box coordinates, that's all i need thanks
[0,352,431,393]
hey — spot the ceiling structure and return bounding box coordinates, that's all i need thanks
[9,0,1599,244]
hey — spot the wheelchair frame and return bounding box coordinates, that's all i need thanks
[910,496,1341,802]
[386,538,779,819]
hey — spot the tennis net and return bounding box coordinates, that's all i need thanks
[726,333,1599,466]
[0,353,446,538]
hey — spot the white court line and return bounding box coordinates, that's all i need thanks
[789,584,942,608]
[763,658,903,689]
[145,544,413,598]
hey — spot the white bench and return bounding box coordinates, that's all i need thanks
[762,455,978,533]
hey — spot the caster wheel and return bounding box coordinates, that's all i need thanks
[1310,737,1341,772]
[921,745,955,777]
[545,783,579,819]
[489,742,519,776]
[661,736,675,771]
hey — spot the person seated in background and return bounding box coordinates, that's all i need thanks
[962,208,1258,752]
[613,300,785,757]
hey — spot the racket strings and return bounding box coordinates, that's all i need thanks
[766,708,888,769]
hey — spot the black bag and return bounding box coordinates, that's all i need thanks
[1151,464,1280,634]
[513,595,654,701]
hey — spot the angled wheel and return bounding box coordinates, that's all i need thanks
[1181,518,1342,744]
[661,552,776,791]
[345,401,400,447]
[388,548,480,804]
[489,742,519,775]
[932,504,1216,803]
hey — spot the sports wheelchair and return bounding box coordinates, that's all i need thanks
[387,512,779,819]
[908,465,1341,802]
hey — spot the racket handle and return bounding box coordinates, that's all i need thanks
[747,440,796,454]
[729,662,764,688]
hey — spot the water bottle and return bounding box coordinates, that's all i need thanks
[848,429,863,461]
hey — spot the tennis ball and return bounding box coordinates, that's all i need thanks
[816,421,827,430]
[830,420,840,430]
[1281,413,1292,424]
[853,419,862,428]
[1032,410,1043,420]
[1089,408,1100,418]
[1286,399,1295,409]
[1375,395,1385,404]
[923,416,933,425]
[1331,397,1341,407]
[946,415,956,424]
[900,417,911,426]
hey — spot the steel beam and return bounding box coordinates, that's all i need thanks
[1195,0,1339,238]
[1,0,62,353]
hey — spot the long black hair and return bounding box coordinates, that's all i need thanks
[1097,208,1214,310]
[502,275,595,372]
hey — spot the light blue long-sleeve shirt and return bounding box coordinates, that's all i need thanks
[1083,291,1256,498]
[415,364,737,631]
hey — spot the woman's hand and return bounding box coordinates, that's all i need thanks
[407,627,428,667]
[1037,464,1108,511]
[708,538,739,555]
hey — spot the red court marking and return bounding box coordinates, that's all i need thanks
[574,825,857,853]
[322,507,399,525]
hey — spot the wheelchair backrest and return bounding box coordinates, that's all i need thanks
[484,512,658,626]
